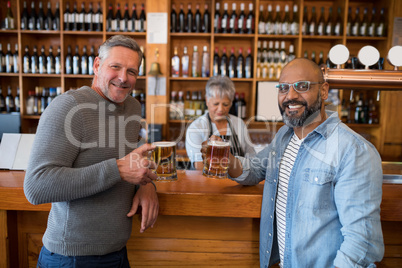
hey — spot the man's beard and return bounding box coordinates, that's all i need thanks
[97,69,131,103]
[279,92,322,128]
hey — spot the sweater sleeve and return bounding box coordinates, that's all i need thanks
[24,93,122,205]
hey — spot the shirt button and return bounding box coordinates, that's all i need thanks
[315,177,318,182]
[266,250,269,254]
[274,180,276,182]
[272,151,276,156]
[271,198,274,201]
[270,215,273,218]
[269,233,272,236]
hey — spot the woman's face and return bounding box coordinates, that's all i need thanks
[206,95,232,122]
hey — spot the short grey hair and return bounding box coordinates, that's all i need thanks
[205,76,235,102]
[98,35,143,67]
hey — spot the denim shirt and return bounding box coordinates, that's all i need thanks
[231,111,384,268]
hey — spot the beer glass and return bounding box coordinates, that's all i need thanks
[151,141,177,181]
[203,139,230,179]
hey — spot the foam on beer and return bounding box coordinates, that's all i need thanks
[208,140,229,147]
[153,141,176,147]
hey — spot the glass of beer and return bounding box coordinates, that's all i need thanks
[203,138,230,179]
[151,141,177,181]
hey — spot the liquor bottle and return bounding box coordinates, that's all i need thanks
[182,46,189,77]
[186,4,193,32]
[71,2,78,31]
[5,86,15,113]
[214,2,221,33]
[368,99,379,124]
[192,46,200,77]
[346,7,352,36]
[238,3,246,34]
[245,47,253,78]
[21,1,28,30]
[184,91,193,120]
[171,47,180,77]
[5,1,15,30]
[65,45,72,74]
[236,48,244,78]
[325,7,333,35]
[36,1,45,30]
[279,41,287,66]
[197,91,205,117]
[44,2,53,30]
[347,94,356,123]
[221,3,229,33]
[40,87,48,114]
[258,5,266,34]
[201,46,210,77]
[28,2,37,30]
[86,2,94,31]
[194,4,202,32]
[229,3,238,34]
[229,92,238,116]
[38,45,46,74]
[31,45,39,74]
[114,3,122,32]
[376,8,385,37]
[318,51,324,66]
[139,92,146,118]
[213,47,220,76]
[64,2,70,30]
[267,40,274,64]
[261,41,268,79]
[302,6,308,35]
[334,7,342,36]
[178,3,185,32]
[23,45,30,73]
[246,3,254,34]
[191,91,199,118]
[139,46,145,76]
[291,4,299,35]
[351,7,360,36]
[228,47,236,78]
[88,45,95,75]
[139,4,146,32]
[266,4,274,35]
[53,2,60,30]
[0,86,5,112]
[46,46,55,74]
[13,44,19,73]
[309,6,317,35]
[55,46,61,74]
[202,4,210,33]
[106,4,113,32]
[94,2,102,31]
[340,99,348,123]
[311,50,316,63]
[238,93,247,119]
[81,45,88,75]
[368,8,376,37]
[171,3,177,32]
[176,91,184,119]
[274,5,281,35]
[5,43,13,73]
[47,87,56,106]
[220,47,228,76]
[15,87,20,112]
[169,91,177,120]
[73,45,80,74]
[317,7,325,35]
[0,44,4,72]
[122,3,130,32]
[360,8,369,36]
[288,44,296,62]
[282,5,291,35]
[354,94,364,123]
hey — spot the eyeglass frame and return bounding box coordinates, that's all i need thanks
[276,81,324,95]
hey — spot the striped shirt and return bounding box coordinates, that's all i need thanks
[276,134,303,267]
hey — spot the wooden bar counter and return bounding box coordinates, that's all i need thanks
[1,169,402,267]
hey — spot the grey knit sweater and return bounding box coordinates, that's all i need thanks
[24,86,142,256]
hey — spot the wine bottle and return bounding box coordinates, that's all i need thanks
[21,1,28,30]
[53,2,60,30]
[114,3,121,32]
[0,86,5,112]
[5,1,15,30]
[130,4,137,32]
[36,1,45,30]
[73,45,80,74]
[38,45,46,74]
[245,47,253,78]
[228,47,236,78]
[71,2,78,31]
[346,7,352,36]
[201,46,210,77]
[186,3,193,32]
[139,46,145,76]
[171,3,177,32]
[325,7,333,35]
[65,45,72,74]
[93,2,102,31]
[178,3,185,32]
[229,3,238,34]
[23,45,30,73]
[220,47,228,76]
[139,4,146,32]
[194,4,202,32]
[221,3,229,33]
[5,86,15,113]
[311,50,317,64]
[238,3,246,34]
[334,7,342,36]
[4,43,12,73]
[171,47,180,77]
[192,46,200,77]
[106,3,113,32]
[85,2,93,31]
[282,5,291,35]
[64,2,70,31]
[214,2,220,33]
[360,8,369,36]
[274,5,281,35]
[309,6,317,35]
[46,46,55,74]
[246,3,254,34]
[81,45,88,75]
[13,43,19,73]
[376,8,385,37]
[266,4,274,35]
[256,41,262,78]
[122,3,130,32]
[291,4,299,35]
[182,46,189,77]
[351,7,360,36]
[236,47,244,78]
[88,46,95,75]
[30,46,38,74]
[317,7,325,35]
[239,93,247,119]
[318,51,324,66]
[213,47,220,76]
[44,2,53,31]
[15,87,20,112]
[28,2,37,30]
[77,2,85,31]
[302,6,308,35]
[202,4,210,33]
[288,44,296,62]
[55,46,61,74]
[258,5,266,34]
[368,8,376,37]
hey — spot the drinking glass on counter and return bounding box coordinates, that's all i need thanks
[203,138,230,179]
[151,141,177,181]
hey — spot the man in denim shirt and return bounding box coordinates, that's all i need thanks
[225,58,384,267]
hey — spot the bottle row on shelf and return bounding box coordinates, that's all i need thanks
[20,1,61,31]
[256,40,293,80]
[0,85,20,113]
[26,86,62,115]
[171,3,210,33]
[340,91,380,125]
[132,90,146,118]
[105,2,146,32]
[0,43,19,73]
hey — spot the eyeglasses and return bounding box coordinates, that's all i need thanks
[276,81,323,95]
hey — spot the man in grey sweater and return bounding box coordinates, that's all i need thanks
[24,35,158,267]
